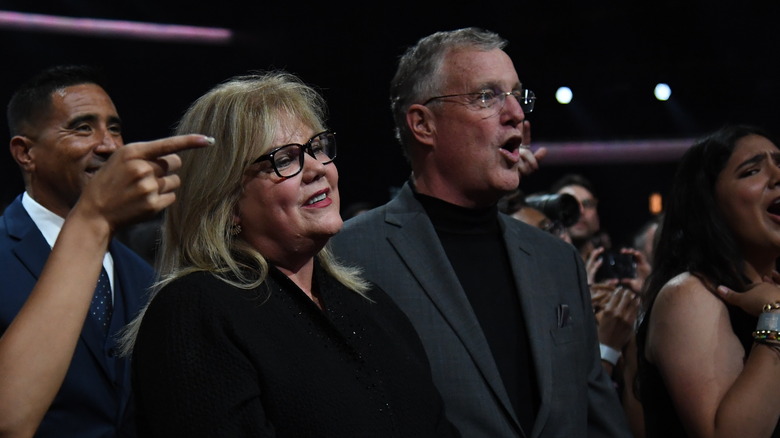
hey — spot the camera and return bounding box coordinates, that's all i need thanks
[524,193,580,227]
[594,250,636,282]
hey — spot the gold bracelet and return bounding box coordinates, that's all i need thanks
[762,302,780,313]
[753,329,780,342]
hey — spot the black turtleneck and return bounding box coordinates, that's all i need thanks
[414,190,539,433]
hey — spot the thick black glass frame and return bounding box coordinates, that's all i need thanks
[422,88,535,113]
[252,130,337,178]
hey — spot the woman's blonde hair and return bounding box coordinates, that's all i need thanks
[120,72,369,354]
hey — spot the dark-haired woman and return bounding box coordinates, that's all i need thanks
[637,124,780,437]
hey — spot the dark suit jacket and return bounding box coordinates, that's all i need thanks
[0,195,153,438]
[329,183,632,438]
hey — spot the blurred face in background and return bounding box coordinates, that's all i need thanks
[512,206,572,243]
[558,184,600,242]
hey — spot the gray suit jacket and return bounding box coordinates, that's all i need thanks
[329,182,631,438]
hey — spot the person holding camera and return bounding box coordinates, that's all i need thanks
[551,174,602,258]
[545,175,646,435]
[498,189,574,244]
[590,259,641,369]
[546,175,640,367]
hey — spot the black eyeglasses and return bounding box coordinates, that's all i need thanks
[423,88,535,114]
[252,130,337,178]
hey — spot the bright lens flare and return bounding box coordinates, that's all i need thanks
[556,87,572,104]
[654,83,671,101]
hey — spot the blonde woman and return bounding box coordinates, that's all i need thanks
[123,72,457,437]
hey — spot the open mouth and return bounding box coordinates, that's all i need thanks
[500,137,522,153]
[498,137,523,165]
[768,198,780,215]
[305,192,327,206]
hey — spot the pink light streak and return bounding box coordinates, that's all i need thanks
[0,10,232,44]
[537,138,695,166]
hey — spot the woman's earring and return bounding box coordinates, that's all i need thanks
[230,224,242,236]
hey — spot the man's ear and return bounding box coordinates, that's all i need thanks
[9,136,34,173]
[406,104,436,148]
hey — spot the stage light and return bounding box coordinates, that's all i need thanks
[649,192,663,214]
[654,83,671,101]
[555,86,572,104]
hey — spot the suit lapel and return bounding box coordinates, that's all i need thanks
[104,241,145,386]
[384,186,520,428]
[80,307,112,379]
[500,216,557,434]
[6,197,115,382]
[6,197,50,282]
[109,241,144,331]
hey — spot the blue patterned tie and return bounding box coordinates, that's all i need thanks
[90,268,113,336]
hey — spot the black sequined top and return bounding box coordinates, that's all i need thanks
[132,261,459,437]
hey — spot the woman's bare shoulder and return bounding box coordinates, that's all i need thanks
[654,272,724,313]
[647,271,732,357]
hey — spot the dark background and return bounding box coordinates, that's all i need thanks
[1,0,778,247]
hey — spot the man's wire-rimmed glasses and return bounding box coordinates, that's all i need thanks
[252,130,337,178]
[423,88,536,114]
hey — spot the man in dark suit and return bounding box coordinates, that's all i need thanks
[0,65,211,437]
[329,28,632,437]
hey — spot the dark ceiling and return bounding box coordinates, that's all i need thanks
[1,0,778,245]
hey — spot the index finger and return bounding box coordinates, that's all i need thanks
[588,246,606,262]
[521,119,531,145]
[533,146,547,162]
[124,134,214,160]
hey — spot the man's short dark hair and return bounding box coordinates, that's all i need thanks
[7,65,109,137]
[550,173,596,196]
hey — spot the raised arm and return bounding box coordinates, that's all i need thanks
[647,274,780,438]
[0,134,211,438]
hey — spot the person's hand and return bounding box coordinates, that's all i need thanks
[618,247,651,294]
[596,285,641,350]
[590,281,618,313]
[74,134,213,232]
[517,120,547,177]
[716,272,780,317]
[585,246,606,286]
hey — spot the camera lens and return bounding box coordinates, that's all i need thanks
[525,193,581,227]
